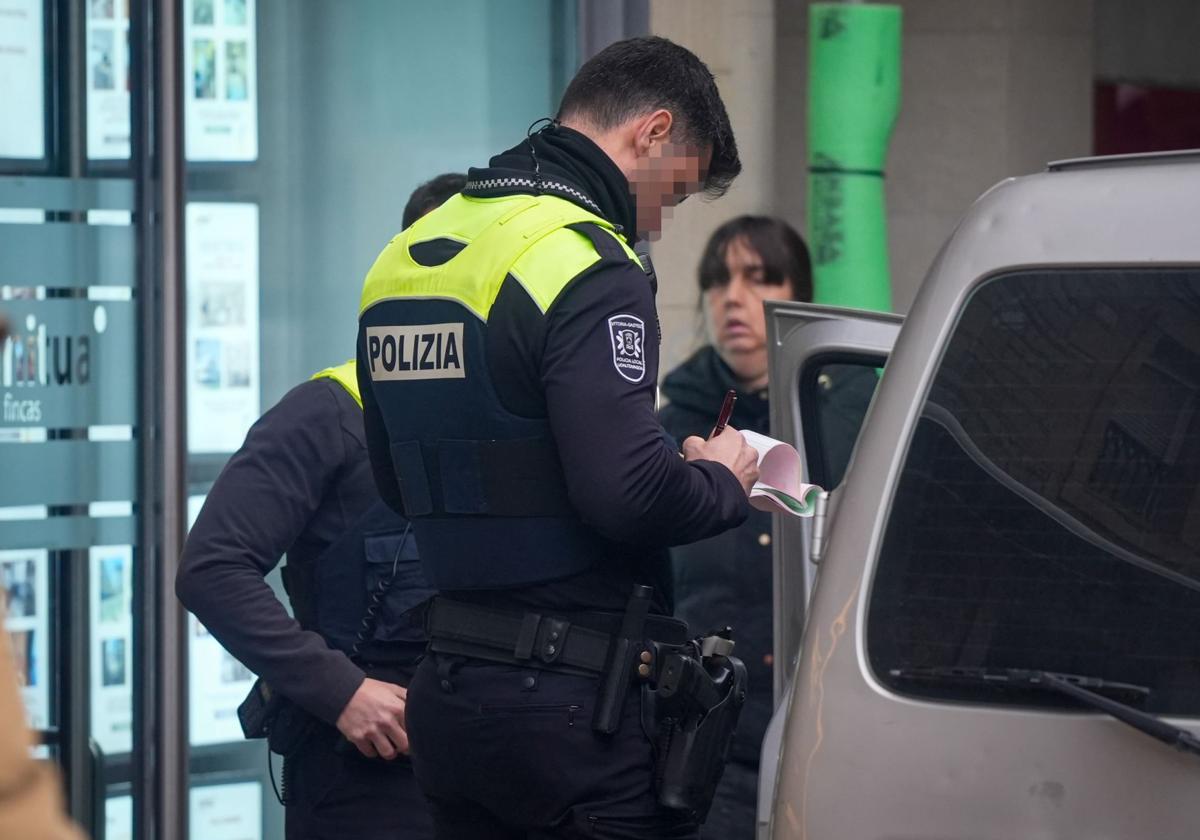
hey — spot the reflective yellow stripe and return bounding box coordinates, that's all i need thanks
[311,360,361,408]
[358,193,638,321]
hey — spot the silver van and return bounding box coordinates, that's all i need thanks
[759,151,1200,839]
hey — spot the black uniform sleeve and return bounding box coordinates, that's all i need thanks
[541,260,750,547]
[175,381,365,725]
[357,348,406,515]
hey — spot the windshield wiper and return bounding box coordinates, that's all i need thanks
[890,665,1200,758]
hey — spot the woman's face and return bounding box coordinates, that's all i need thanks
[705,236,796,386]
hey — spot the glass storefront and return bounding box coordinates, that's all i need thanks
[181,2,577,836]
[3,2,148,836]
[1,2,581,837]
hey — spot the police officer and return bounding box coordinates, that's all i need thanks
[356,38,759,839]
[176,174,464,840]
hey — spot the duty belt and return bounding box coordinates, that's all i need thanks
[428,588,746,822]
[425,597,688,676]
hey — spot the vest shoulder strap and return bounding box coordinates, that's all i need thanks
[360,194,640,319]
[509,219,640,313]
[311,360,362,408]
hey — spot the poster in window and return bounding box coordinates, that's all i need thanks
[186,493,259,746]
[86,0,132,159]
[190,782,262,840]
[183,493,295,747]
[0,0,46,159]
[182,0,258,161]
[188,493,205,530]
[188,610,257,746]
[185,202,260,454]
[0,548,49,729]
[90,544,133,754]
[106,794,132,840]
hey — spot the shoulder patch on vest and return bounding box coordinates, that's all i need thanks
[608,314,646,383]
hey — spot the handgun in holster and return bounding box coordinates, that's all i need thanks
[645,630,748,822]
[237,677,318,758]
[593,586,748,821]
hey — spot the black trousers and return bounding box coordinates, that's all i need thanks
[699,759,757,840]
[284,725,434,840]
[406,654,699,839]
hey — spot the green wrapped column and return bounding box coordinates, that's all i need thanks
[807,3,902,312]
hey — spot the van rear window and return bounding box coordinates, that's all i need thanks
[867,269,1200,716]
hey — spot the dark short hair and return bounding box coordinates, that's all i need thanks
[402,172,467,229]
[556,36,740,198]
[698,216,813,302]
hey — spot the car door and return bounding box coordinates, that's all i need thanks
[763,300,902,697]
[756,301,900,840]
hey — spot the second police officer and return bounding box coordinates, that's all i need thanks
[177,174,465,840]
[355,38,760,839]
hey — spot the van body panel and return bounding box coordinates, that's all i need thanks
[769,157,1200,839]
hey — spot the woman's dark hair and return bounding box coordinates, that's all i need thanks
[698,216,813,302]
[402,172,467,229]
[556,36,740,198]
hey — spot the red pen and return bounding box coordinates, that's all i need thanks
[709,389,737,439]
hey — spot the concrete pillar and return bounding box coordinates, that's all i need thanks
[648,0,777,379]
[577,0,650,61]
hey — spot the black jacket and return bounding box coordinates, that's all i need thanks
[177,380,374,725]
[659,346,776,767]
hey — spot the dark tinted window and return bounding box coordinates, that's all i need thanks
[806,361,881,489]
[868,269,1200,715]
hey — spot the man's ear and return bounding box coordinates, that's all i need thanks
[634,109,674,157]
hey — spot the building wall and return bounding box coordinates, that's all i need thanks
[1095,0,1200,87]
[648,0,777,378]
[650,0,1095,379]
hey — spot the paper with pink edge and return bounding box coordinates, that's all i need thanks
[740,430,823,517]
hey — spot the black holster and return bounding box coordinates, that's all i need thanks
[237,677,320,758]
[645,648,748,822]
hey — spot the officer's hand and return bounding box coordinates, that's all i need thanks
[335,678,410,760]
[682,427,759,495]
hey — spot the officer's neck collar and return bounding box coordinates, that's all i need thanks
[471,126,639,242]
